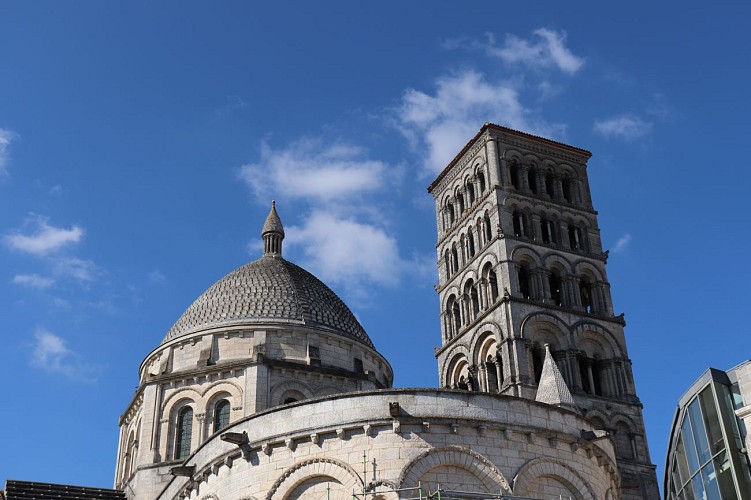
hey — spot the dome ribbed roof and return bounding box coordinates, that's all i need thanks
[163,256,373,348]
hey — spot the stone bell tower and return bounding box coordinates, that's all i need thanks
[427,123,660,499]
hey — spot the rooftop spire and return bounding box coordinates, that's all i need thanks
[535,344,579,413]
[262,200,284,257]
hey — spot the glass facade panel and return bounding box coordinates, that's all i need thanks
[691,472,706,500]
[682,415,701,473]
[675,434,691,487]
[701,461,721,500]
[699,387,724,456]
[688,398,712,465]
[713,450,736,499]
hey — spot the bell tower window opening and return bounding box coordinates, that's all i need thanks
[518,263,532,299]
[468,231,476,257]
[483,213,492,242]
[513,211,527,237]
[488,268,499,303]
[510,162,521,190]
[447,204,455,225]
[569,225,582,250]
[457,192,465,213]
[477,171,486,194]
[580,277,593,313]
[531,343,544,384]
[467,182,475,205]
[549,269,563,306]
[451,245,459,273]
[175,406,193,460]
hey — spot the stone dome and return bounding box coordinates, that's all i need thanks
[162,204,374,349]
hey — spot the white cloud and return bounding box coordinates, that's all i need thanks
[397,70,565,174]
[445,29,583,75]
[286,211,404,291]
[12,274,55,289]
[238,138,392,202]
[487,29,585,75]
[613,233,632,253]
[30,327,101,382]
[4,215,84,256]
[0,128,16,178]
[593,115,652,140]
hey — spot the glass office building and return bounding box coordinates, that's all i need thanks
[665,362,751,499]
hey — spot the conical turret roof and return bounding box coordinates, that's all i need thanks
[535,344,579,413]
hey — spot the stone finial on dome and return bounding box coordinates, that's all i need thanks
[262,200,284,256]
[535,344,579,413]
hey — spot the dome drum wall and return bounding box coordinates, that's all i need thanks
[139,326,392,388]
[154,390,620,500]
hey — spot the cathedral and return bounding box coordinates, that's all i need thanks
[12,124,661,499]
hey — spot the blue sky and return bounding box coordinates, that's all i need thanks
[1,1,750,492]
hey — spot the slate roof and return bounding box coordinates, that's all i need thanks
[535,344,579,413]
[2,480,125,500]
[163,256,374,349]
[261,200,284,237]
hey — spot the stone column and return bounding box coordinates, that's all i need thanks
[539,269,551,301]
[520,165,530,191]
[486,138,501,187]
[478,278,488,310]
[530,213,542,242]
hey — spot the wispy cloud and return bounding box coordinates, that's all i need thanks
[613,233,632,252]
[238,138,393,202]
[396,70,565,174]
[4,215,84,256]
[30,327,102,382]
[148,269,167,285]
[447,29,585,75]
[52,256,102,283]
[0,128,16,178]
[13,274,55,289]
[593,115,652,141]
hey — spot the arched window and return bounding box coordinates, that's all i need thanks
[457,192,465,213]
[451,245,459,272]
[175,407,193,459]
[580,277,593,313]
[483,263,499,304]
[477,171,486,194]
[548,269,564,306]
[615,422,635,460]
[467,231,475,257]
[528,168,538,194]
[510,162,521,190]
[444,250,452,279]
[569,225,582,250]
[464,280,479,321]
[488,269,499,303]
[467,182,475,204]
[283,397,298,404]
[483,213,492,242]
[518,263,532,299]
[213,399,230,433]
[545,172,555,198]
[447,204,455,225]
[447,295,461,336]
